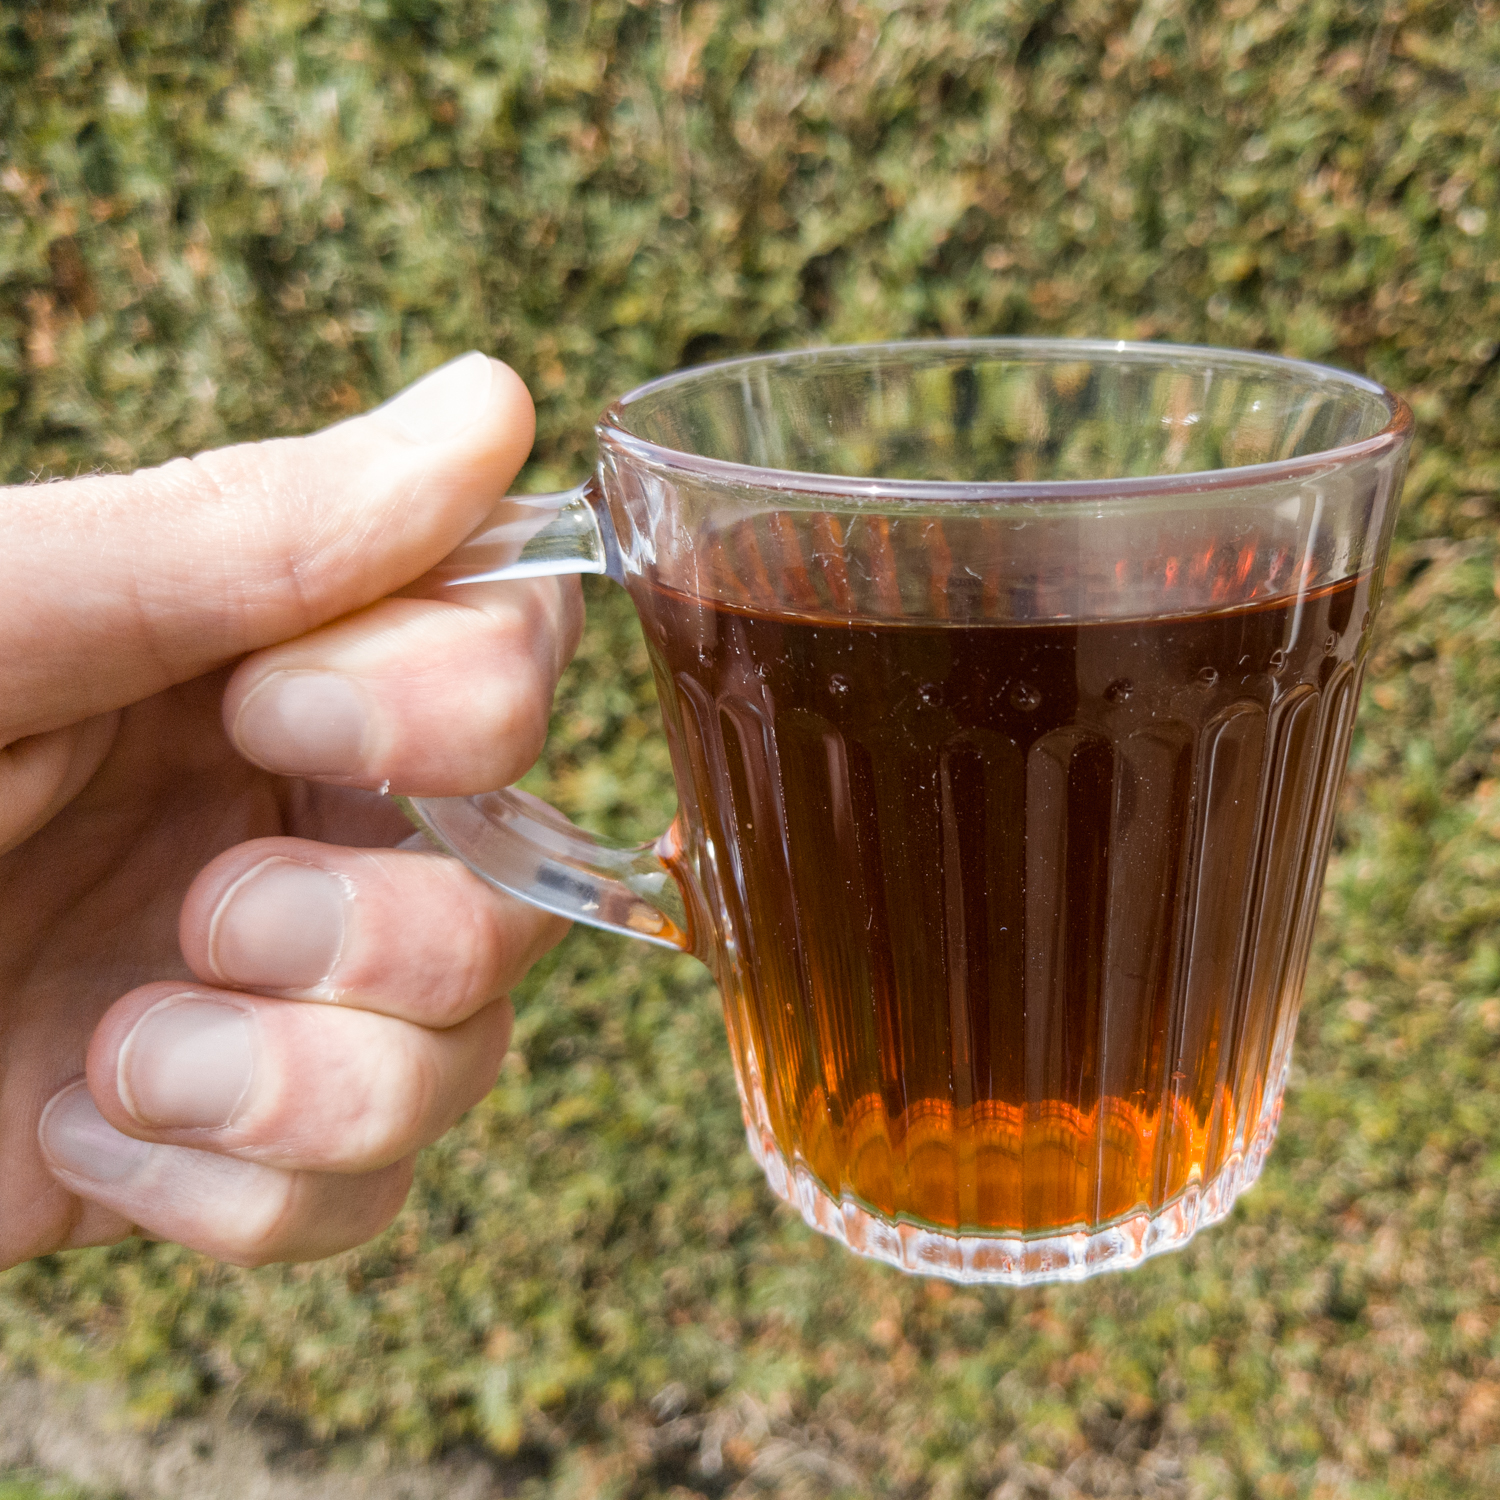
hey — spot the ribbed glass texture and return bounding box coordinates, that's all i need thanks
[635,567,1366,1280]
[608,341,1409,1283]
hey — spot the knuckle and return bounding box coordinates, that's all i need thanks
[156,451,231,510]
[325,1040,440,1168]
[231,1039,417,1173]
[431,887,510,1024]
[468,669,550,786]
[393,1035,441,1131]
[217,1171,303,1267]
[490,578,572,670]
[162,454,316,633]
[215,1161,412,1267]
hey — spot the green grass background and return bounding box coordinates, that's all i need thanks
[0,1480,92,1500]
[3,0,1500,1495]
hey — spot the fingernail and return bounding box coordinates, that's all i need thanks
[377,351,493,445]
[117,997,256,1130]
[234,672,370,776]
[40,1084,151,1183]
[210,858,348,990]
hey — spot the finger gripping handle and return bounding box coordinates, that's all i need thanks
[400,476,623,591]
[399,481,692,951]
[400,790,692,951]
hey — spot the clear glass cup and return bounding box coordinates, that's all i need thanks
[402,339,1411,1285]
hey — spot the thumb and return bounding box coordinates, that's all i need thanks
[0,352,536,744]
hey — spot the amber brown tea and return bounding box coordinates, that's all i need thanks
[637,572,1369,1238]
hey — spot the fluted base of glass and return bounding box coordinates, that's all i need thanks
[744,1097,1280,1286]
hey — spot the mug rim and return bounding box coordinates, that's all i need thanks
[597,336,1413,503]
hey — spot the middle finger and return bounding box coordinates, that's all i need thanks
[179,835,568,1027]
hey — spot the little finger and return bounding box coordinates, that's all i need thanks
[39,1082,414,1266]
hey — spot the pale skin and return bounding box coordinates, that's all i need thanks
[0,352,582,1268]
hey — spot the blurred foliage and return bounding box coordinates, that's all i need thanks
[0,1480,95,1500]
[3,0,1500,1497]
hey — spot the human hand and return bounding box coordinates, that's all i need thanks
[1,353,581,1268]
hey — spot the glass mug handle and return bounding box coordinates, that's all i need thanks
[394,480,695,953]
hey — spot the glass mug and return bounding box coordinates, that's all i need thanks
[401,340,1411,1286]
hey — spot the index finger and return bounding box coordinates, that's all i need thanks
[0,353,534,744]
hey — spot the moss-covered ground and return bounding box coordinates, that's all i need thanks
[3,1,1500,1495]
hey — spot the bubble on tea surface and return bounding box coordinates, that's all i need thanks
[1195,665,1219,689]
[1105,678,1133,704]
[1009,681,1042,711]
[829,673,850,697]
[918,682,941,706]
[1323,632,1339,655]
[1268,648,1288,672]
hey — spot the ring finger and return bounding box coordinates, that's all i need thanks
[82,979,515,1173]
